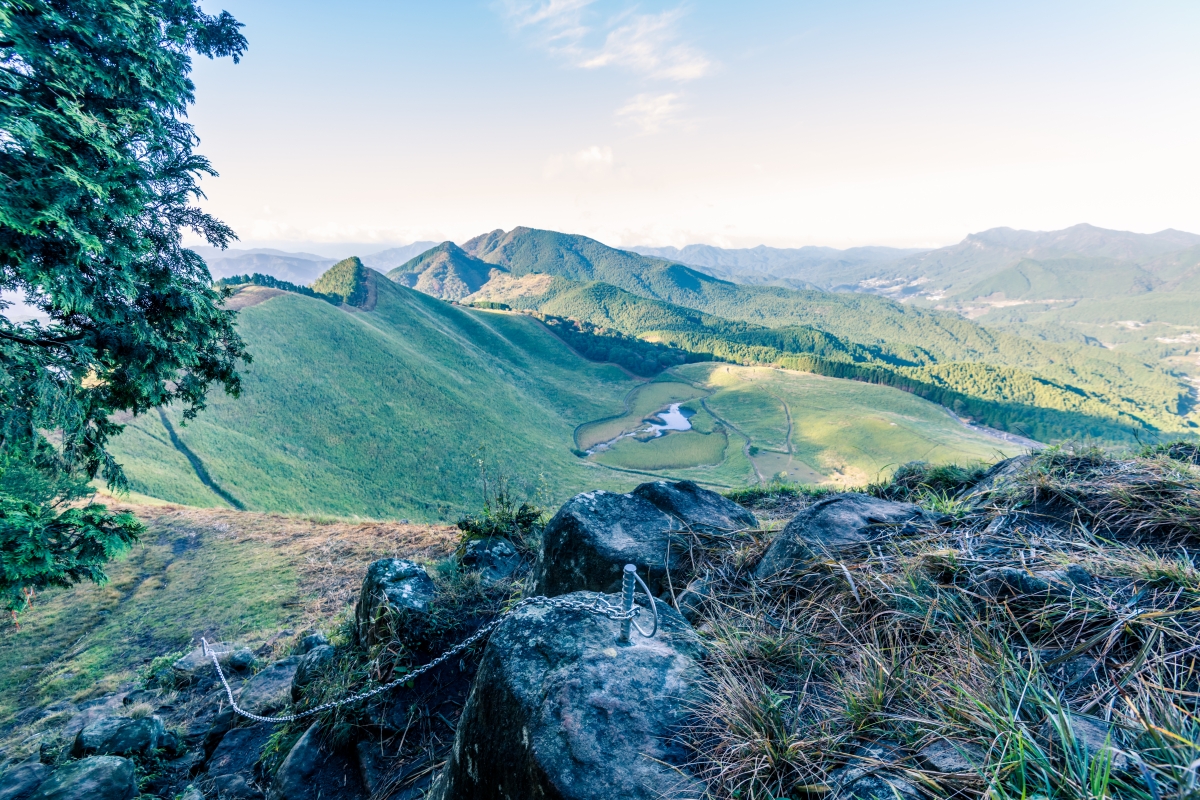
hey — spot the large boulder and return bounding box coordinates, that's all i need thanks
[71,715,165,757]
[291,645,336,702]
[429,591,705,800]
[270,724,365,800]
[755,493,923,578]
[29,757,136,800]
[534,491,681,597]
[354,559,437,647]
[238,657,301,717]
[632,479,757,532]
[0,762,49,800]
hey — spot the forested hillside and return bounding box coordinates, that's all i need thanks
[457,228,1196,441]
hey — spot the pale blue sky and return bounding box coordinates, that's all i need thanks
[189,1,1200,249]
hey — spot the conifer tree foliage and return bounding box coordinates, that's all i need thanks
[0,0,249,610]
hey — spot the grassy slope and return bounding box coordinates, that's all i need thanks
[682,363,1021,486]
[0,506,456,723]
[108,278,644,520]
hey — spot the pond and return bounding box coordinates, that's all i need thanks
[586,403,694,454]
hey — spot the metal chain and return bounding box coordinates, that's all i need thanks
[202,592,649,725]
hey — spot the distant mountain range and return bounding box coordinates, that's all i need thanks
[631,224,1200,304]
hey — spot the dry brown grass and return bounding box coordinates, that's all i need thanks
[682,447,1200,800]
[115,503,459,628]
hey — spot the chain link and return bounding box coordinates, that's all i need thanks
[202,593,647,725]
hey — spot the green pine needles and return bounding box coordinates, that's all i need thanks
[0,0,250,611]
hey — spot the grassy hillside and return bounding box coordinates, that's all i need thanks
[387,241,498,300]
[107,273,1041,516]
[107,276,647,520]
[311,256,370,306]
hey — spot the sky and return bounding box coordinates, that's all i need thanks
[188,0,1200,251]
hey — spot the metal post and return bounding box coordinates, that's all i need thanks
[619,564,636,643]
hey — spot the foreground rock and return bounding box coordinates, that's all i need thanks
[354,559,437,647]
[270,724,365,800]
[755,493,923,578]
[430,591,705,800]
[632,479,757,532]
[535,490,681,596]
[0,763,49,800]
[29,757,136,800]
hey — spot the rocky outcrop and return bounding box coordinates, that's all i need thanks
[755,493,923,578]
[632,479,757,532]
[28,757,136,800]
[536,482,757,598]
[0,762,50,800]
[430,591,705,800]
[354,559,436,647]
[535,490,681,597]
[71,715,165,757]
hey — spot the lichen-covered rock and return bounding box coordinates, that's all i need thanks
[461,537,522,585]
[173,643,256,686]
[354,559,436,647]
[755,493,923,578]
[535,490,681,597]
[291,645,336,702]
[632,479,757,532]
[429,591,705,800]
[29,757,136,800]
[238,657,300,717]
[71,715,165,757]
[0,762,50,800]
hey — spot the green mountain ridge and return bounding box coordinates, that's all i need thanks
[388,241,499,300]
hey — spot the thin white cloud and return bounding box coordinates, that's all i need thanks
[544,145,616,179]
[616,93,682,134]
[499,1,712,83]
[580,9,711,81]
